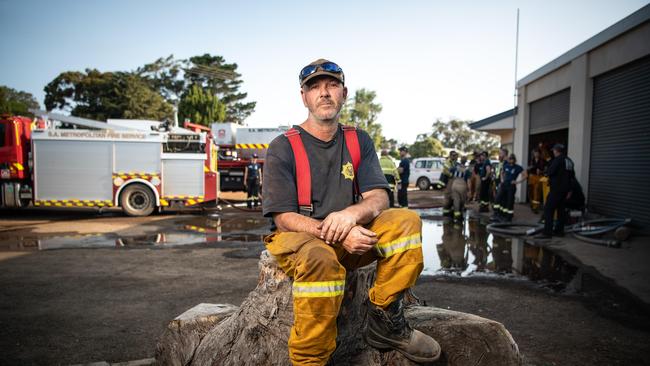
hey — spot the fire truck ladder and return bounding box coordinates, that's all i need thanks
[29,109,142,131]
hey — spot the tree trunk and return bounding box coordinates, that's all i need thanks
[156,250,522,366]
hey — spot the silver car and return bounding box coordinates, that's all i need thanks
[409,157,444,190]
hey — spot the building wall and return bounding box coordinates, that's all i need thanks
[500,130,513,145]
[476,117,514,149]
[514,20,650,202]
[479,128,513,145]
[482,129,513,154]
[589,21,650,78]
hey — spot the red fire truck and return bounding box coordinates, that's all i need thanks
[0,111,218,216]
[211,122,288,191]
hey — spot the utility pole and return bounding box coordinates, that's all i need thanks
[513,8,520,127]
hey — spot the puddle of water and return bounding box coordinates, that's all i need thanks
[0,232,207,250]
[0,214,271,251]
[421,216,578,290]
[0,211,578,289]
[181,216,268,233]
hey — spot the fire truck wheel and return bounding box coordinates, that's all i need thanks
[120,184,156,217]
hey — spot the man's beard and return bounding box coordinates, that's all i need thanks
[310,103,341,123]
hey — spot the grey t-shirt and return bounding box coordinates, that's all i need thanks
[262,124,389,219]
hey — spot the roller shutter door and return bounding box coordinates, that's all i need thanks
[589,55,650,230]
[529,88,570,134]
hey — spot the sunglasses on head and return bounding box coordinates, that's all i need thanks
[299,62,343,84]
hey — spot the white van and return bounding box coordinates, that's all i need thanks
[409,157,444,190]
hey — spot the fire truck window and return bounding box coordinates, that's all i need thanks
[0,124,5,147]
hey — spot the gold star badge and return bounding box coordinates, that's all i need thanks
[341,161,355,181]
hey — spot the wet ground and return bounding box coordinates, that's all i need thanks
[0,213,266,254]
[1,190,649,365]
[0,206,591,294]
[0,207,578,291]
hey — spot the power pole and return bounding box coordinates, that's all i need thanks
[513,8,520,127]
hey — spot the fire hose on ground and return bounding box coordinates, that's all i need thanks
[566,218,632,248]
[217,197,263,213]
[486,218,632,248]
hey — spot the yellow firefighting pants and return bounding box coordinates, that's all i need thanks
[528,174,543,210]
[540,176,550,203]
[538,176,557,219]
[264,208,424,366]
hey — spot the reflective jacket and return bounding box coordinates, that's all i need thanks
[379,156,401,183]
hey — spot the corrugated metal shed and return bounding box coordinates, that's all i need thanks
[589,55,650,230]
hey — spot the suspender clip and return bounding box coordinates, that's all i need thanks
[299,204,314,216]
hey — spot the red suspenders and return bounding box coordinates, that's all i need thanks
[284,125,361,215]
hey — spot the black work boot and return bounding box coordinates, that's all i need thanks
[364,297,441,363]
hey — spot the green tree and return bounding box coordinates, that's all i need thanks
[0,85,39,116]
[139,54,256,124]
[409,135,444,158]
[178,84,226,126]
[136,55,185,103]
[430,118,500,153]
[44,69,173,121]
[119,74,176,120]
[186,54,255,124]
[339,88,384,148]
[379,137,400,159]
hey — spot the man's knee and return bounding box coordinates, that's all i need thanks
[381,208,420,224]
[295,241,344,278]
[374,209,421,235]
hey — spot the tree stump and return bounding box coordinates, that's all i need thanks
[156,251,522,366]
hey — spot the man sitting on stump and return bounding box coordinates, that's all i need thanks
[262,59,441,365]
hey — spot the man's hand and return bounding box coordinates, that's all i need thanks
[318,211,357,244]
[341,226,378,255]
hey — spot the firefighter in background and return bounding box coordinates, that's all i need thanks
[467,151,480,202]
[492,153,527,222]
[491,148,509,219]
[243,153,262,209]
[443,154,470,221]
[494,147,508,186]
[491,147,508,212]
[440,151,459,216]
[527,148,547,213]
[477,151,492,212]
[397,146,411,208]
[537,141,552,162]
[537,144,574,239]
[379,149,400,207]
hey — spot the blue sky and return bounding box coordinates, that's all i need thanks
[1,0,648,143]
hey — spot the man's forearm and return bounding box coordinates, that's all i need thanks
[273,212,321,236]
[342,189,389,225]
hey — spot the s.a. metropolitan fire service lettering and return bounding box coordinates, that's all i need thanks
[47,130,146,139]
